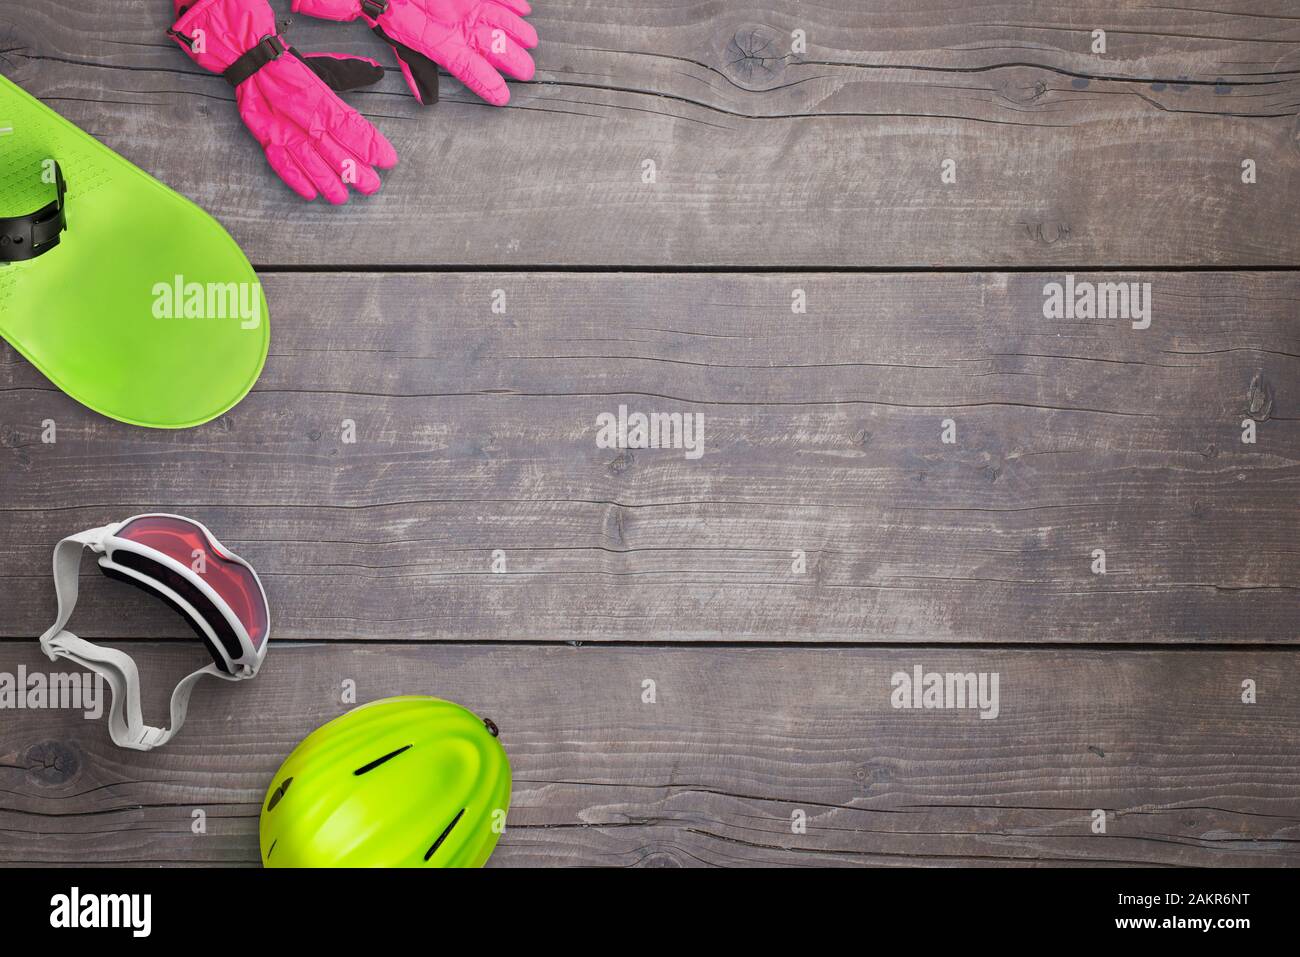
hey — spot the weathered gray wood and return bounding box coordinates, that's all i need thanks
[2,2,1297,871]
[0,643,1295,867]
[3,2,1298,266]
[3,272,1295,643]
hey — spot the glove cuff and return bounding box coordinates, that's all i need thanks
[169,0,279,75]
[291,0,376,27]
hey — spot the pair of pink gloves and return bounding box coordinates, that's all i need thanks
[169,0,539,203]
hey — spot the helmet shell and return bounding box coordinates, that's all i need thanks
[260,696,511,867]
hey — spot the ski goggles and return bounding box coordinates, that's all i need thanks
[39,514,270,750]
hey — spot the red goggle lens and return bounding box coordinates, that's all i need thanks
[115,516,268,649]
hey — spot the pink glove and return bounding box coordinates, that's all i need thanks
[169,0,398,203]
[292,0,539,106]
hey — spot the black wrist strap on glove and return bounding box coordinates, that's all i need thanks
[168,20,386,94]
[166,8,289,89]
[0,160,67,264]
[223,33,288,86]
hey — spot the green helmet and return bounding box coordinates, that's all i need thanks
[260,696,511,867]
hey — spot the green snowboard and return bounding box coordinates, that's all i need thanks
[0,75,269,428]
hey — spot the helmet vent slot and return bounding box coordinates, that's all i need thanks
[353,744,412,776]
[424,808,465,862]
[266,838,277,860]
[266,776,293,811]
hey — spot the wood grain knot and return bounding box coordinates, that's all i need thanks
[0,427,32,468]
[607,449,635,474]
[1246,372,1273,422]
[637,850,684,867]
[998,77,1049,106]
[860,762,892,786]
[24,740,80,787]
[724,26,786,86]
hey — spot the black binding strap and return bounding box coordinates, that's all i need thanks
[0,161,68,264]
[362,0,389,16]
[223,33,287,87]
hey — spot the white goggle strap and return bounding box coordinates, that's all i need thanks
[38,530,234,751]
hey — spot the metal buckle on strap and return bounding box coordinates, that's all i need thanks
[223,34,288,87]
[255,34,287,63]
[0,160,68,264]
[361,0,389,18]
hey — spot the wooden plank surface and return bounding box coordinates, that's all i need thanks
[0,643,1296,867]
[1,2,1297,870]
[3,1,1298,266]
[4,272,1295,643]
